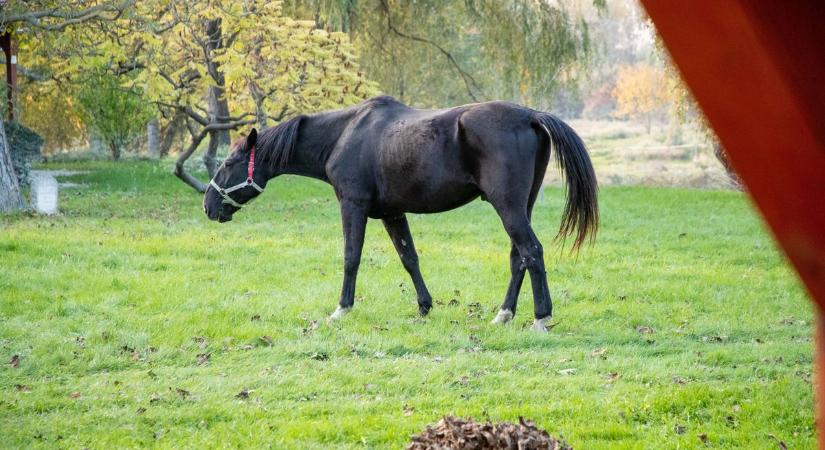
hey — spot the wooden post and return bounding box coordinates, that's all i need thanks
[0,32,17,121]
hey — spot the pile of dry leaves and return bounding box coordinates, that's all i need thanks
[407,416,571,450]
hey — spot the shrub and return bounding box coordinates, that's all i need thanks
[5,121,43,187]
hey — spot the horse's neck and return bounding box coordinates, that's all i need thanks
[278,108,356,183]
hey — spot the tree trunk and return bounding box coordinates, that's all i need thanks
[174,127,208,193]
[204,19,229,161]
[159,113,183,157]
[110,142,121,160]
[204,130,219,179]
[147,118,159,159]
[0,120,24,212]
[209,87,231,149]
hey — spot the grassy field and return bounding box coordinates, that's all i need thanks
[0,160,813,449]
[563,120,731,189]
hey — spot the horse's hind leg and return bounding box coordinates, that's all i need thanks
[491,154,548,326]
[383,214,433,316]
[478,149,551,330]
[493,206,552,331]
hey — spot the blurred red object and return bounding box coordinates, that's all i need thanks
[640,1,825,446]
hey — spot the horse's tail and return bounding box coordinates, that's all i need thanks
[532,112,599,250]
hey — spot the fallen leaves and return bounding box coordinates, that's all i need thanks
[605,372,621,382]
[303,320,319,335]
[309,352,329,361]
[192,336,209,349]
[235,389,253,399]
[196,353,211,366]
[590,347,608,359]
[403,404,415,416]
[467,302,482,318]
[175,388,190,399]
[407,416,570,450]
[779,317,806,326]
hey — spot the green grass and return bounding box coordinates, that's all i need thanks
[0,160,813,449]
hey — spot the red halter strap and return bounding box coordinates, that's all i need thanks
[247,145,256,181]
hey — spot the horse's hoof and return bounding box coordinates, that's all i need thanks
[327,306,351,324]
[532,316,550,332]
[491,309,514,325]
[418,304,432,317]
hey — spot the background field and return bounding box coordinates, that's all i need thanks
[0,160,813,449]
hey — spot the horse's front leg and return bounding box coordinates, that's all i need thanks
[382,214,433,316]
[328,199,368,322]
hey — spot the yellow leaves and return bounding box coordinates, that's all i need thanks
[34,0,378,124]
[612,63,676,123]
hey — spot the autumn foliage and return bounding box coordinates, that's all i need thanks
[612,62,674,133]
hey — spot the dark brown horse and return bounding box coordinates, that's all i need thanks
[204,96,598,331]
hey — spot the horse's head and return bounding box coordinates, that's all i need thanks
[204,128,266,223]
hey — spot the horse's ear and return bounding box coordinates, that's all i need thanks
[245,128,258,152]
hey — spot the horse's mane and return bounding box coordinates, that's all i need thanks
[256,115,305,169]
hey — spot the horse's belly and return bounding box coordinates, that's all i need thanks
[373,178,480,217]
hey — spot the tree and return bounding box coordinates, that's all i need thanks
[612,62,671,133]
[18,82,87,155]
[0,0,134,212]
[0,121,23,211]
[76,70,152,159]
[283,0,596,109]
[95,1,378,191]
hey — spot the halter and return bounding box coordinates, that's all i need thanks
[209,145,264,208]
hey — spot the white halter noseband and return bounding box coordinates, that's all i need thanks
[209,145,264,208]
[209,177,264,208]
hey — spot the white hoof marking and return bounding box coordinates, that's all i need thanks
[490,309,514,325]
[532,316,550,332]
[327,306,351,323]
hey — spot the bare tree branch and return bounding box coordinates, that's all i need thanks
[1,1,136,31]
[173,118,256,193]
[174,128,209,192]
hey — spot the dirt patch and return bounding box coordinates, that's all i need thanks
[407,416,571,450]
